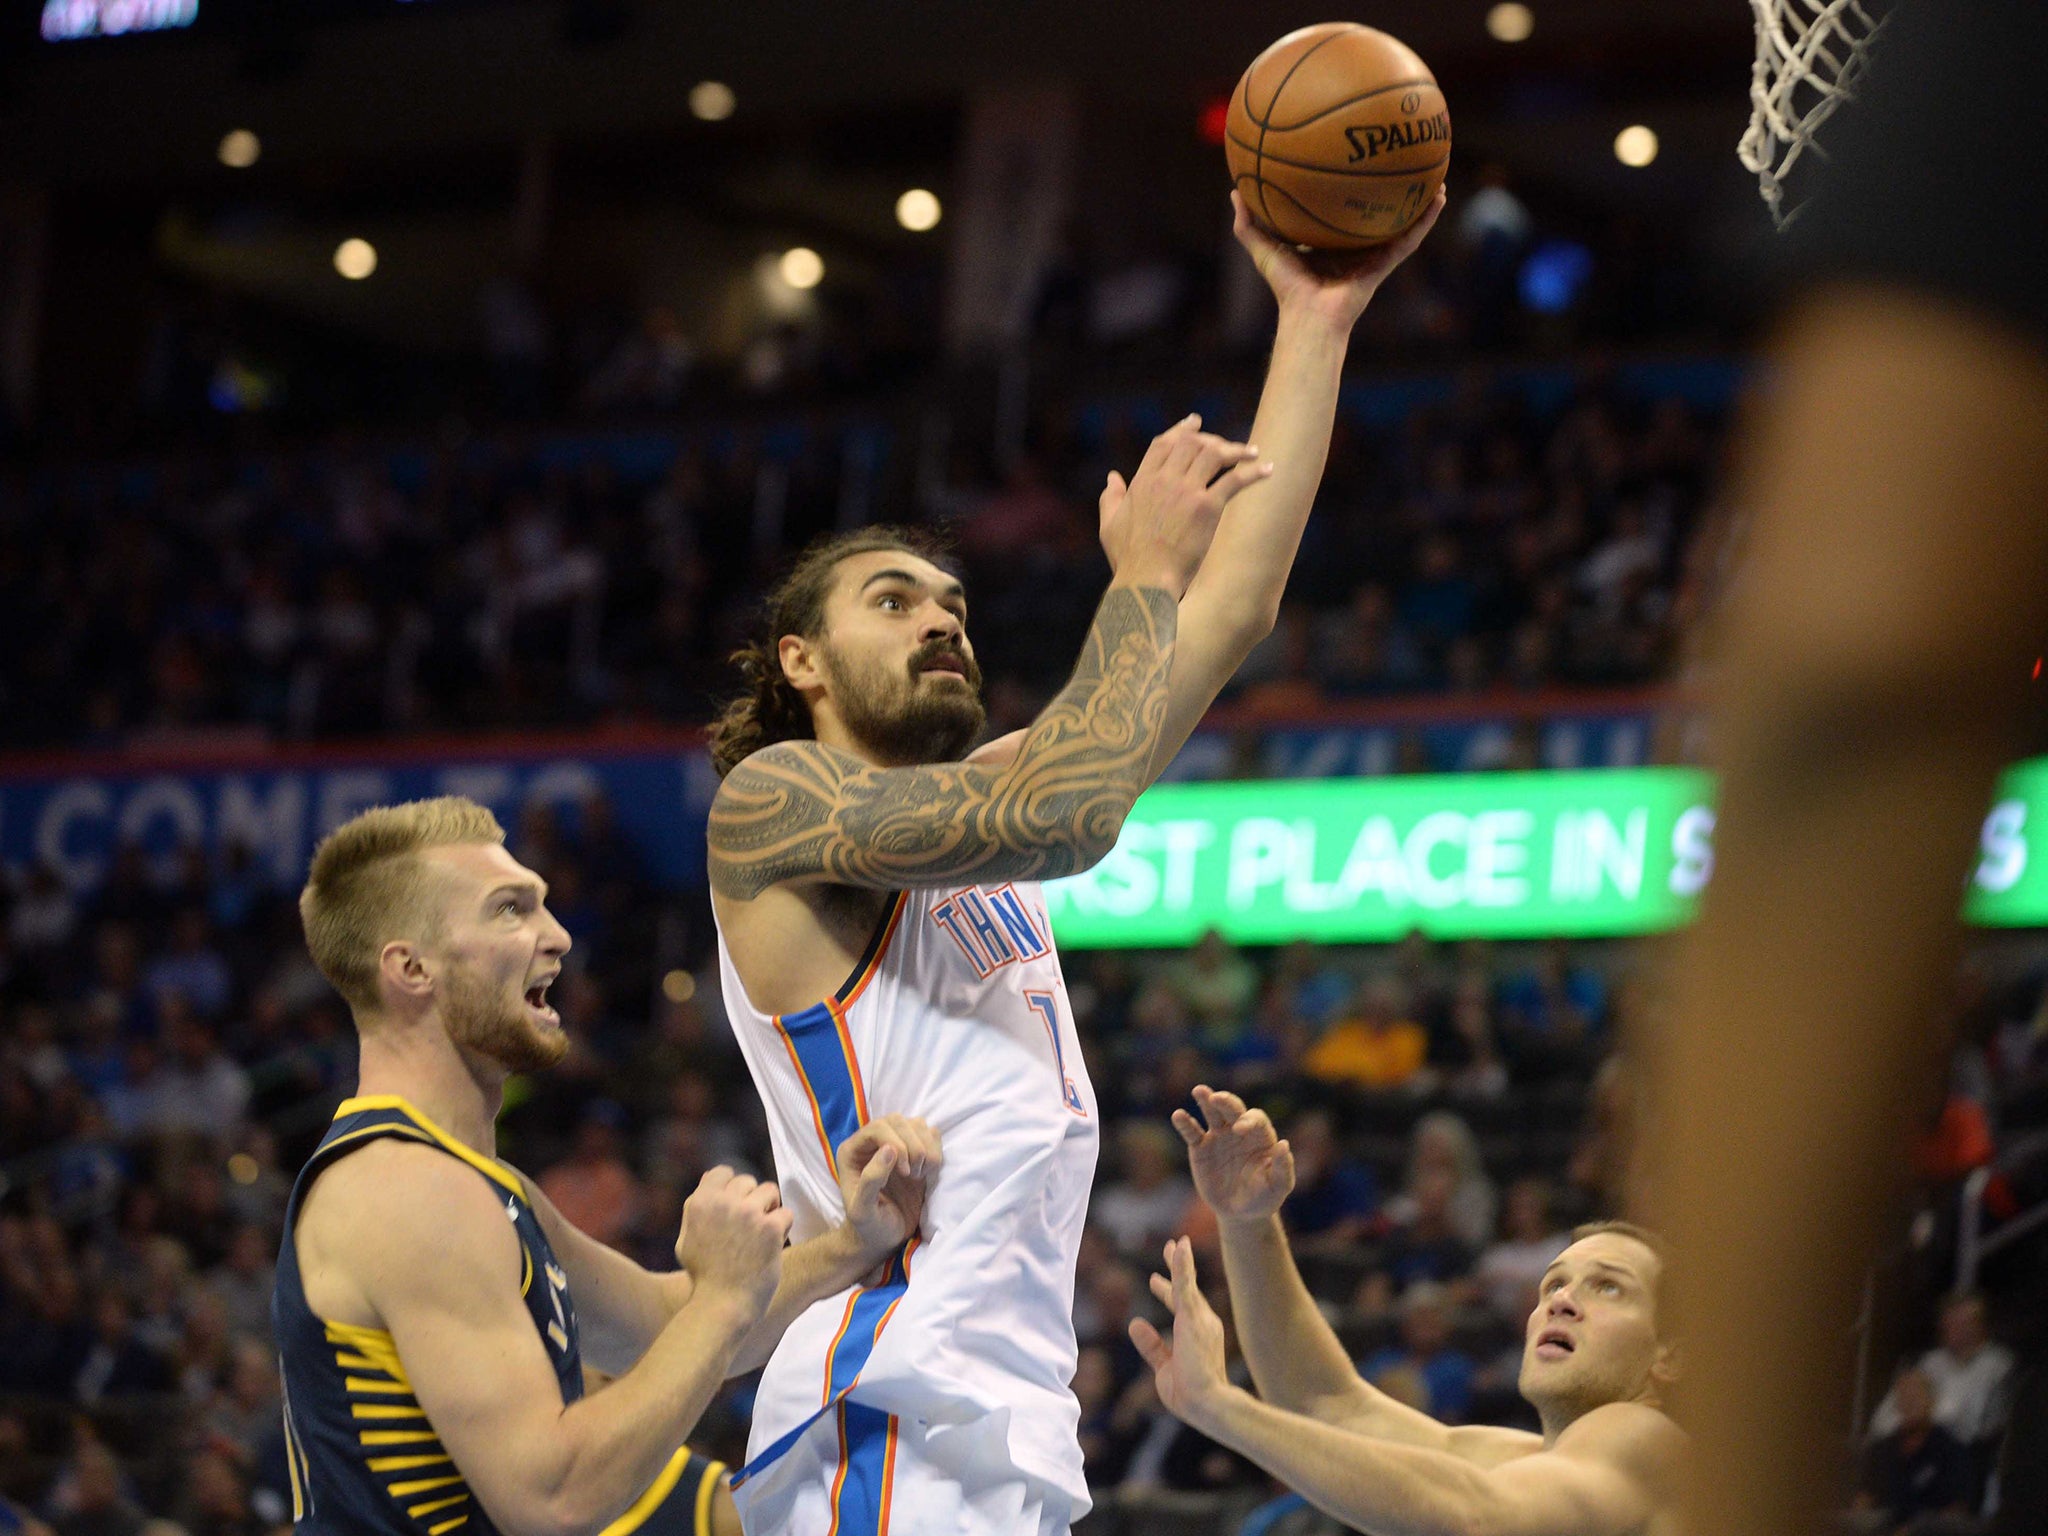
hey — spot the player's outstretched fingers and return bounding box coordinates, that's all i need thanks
[1159,414,1208,477]
[1234,1108,1275,1141]
[1196,1087,1244,1128]
[1129,1316,1170,1372]
[1187,433,1259,487]
[1170,1107,1204,1148]
[1149,1271,1176,1312]
[1210,456,1277,505]
[1167,1236,1202,1308]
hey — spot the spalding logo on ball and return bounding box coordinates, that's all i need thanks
[1226,22,1451,249]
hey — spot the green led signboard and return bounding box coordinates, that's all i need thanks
[1044,760,2048,948]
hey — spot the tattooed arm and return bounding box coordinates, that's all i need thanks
[708,421,1269,899]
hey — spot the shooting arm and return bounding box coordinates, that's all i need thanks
[707,582,1177,897]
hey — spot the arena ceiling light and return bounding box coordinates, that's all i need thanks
[689,81,736,121]
[333,238,378,280]
[1613,125,1659,167]
[895,189,941,232]
[778,247,824,289]
[217,129,260,169]
[1485,4,1534,43]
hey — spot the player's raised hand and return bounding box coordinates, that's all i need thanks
[1232,184,1445,331]
[837,1113,942,1257]
[1098,414,1274,597]
[1128,1237,1232,1426]
[675,1166,793,1319]
[1174,1084,1296,1226]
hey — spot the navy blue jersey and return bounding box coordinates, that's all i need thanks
[274,1095,723,1536]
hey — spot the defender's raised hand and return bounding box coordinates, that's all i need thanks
[1128,1237,1232,1426]
[1233,184,1446,331]
[1098,415,1275,599]
[1174,1084,1296,1226]
[837,1113,942,1257]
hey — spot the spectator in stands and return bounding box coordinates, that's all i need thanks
[1379,1166,1477,1289]
[1093,1121,1196,1260]
[45,1441,144,1536]
[1361,1281,1477,1424]
[1852,1368,1975,1535]
[142,909,233,1021]
[1163,928,1260,1053]
[536,1096,643,1249]
[1278,1107,1381,1252]
[1386,1110,1498,1250]
[141,1004,250,1139]
[72,1292,173,1404]
[1303,976,1429,1094]
[1870,1291,2015,1454]
[1475,1177,1571,1324]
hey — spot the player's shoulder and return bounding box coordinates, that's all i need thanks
[302,1135,522,1287]
[1552,1401,1688,1481]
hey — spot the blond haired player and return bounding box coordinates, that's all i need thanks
[703,188,1444,1535]
[275,797,940,1536]
[1130,1086,1686,1536]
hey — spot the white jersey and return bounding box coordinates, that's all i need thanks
[715,881,1099,1530]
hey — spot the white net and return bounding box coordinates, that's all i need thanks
[1738,0,1888,228]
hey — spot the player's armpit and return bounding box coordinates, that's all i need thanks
[708,584,1177,898]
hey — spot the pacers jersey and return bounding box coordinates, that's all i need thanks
[273,1096,724,1536]
[715,882,1100,1526]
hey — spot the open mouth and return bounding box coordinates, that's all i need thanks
[524,976,560,1026]
[1534,1329,1575,1360]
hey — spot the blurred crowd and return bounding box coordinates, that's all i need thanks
[4,774,2048,1535]
[0,357,1723,753]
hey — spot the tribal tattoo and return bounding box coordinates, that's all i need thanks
[707,584,1179,897]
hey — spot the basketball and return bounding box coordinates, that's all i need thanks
[1226,22,1451,249]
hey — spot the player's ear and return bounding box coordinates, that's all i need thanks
[378,940,435,1006]
[779,633,824,692]
[1650,1336,1682,1389]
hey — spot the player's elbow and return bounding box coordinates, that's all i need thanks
[519,1487,615,1536]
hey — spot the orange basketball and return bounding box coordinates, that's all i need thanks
[1225,22,1451,249]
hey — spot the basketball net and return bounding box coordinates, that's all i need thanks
[1738,0,1887,229]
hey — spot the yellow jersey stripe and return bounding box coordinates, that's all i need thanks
[428,1516,470,1535]
[352,1404,429,1420]
[389,1473,468,1497]
[365,1453,452,1473]
[695,1460,727,1536]
[335,1096,525,1198]
[282,1393,307,1522]
[598,1446,693,1536]
[345,1377,418,1396]
[360,1430,442,1447]
[407,1494,470,1519]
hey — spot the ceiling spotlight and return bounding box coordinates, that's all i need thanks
[333,238,378,280]
[895,188,942,232]
[689,81,736,121]
[778,247,823,290]
[218,129,261,169]
[1485,3,1534,42]
[1613,125,1659,167]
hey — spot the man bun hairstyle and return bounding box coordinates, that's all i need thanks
[299,796,506,1012]
[707,524,956,779]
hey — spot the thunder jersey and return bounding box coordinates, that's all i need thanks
[715,882,1100,1525]
[273,1096,725,1536]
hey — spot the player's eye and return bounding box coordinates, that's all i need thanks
[878,593,907,611]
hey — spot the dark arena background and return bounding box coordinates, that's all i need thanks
[2,4,2045,1534]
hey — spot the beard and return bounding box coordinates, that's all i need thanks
[819,636,986,766]
[441,961,568,1075]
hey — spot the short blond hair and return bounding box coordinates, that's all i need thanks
[299,797,506,1011]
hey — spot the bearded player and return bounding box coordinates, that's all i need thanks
[702,188,1444,1536]
[277,798,940,1536]
[1130,1085,1686,1536]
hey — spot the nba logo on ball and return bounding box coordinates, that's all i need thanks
[1225,22,1451,249]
